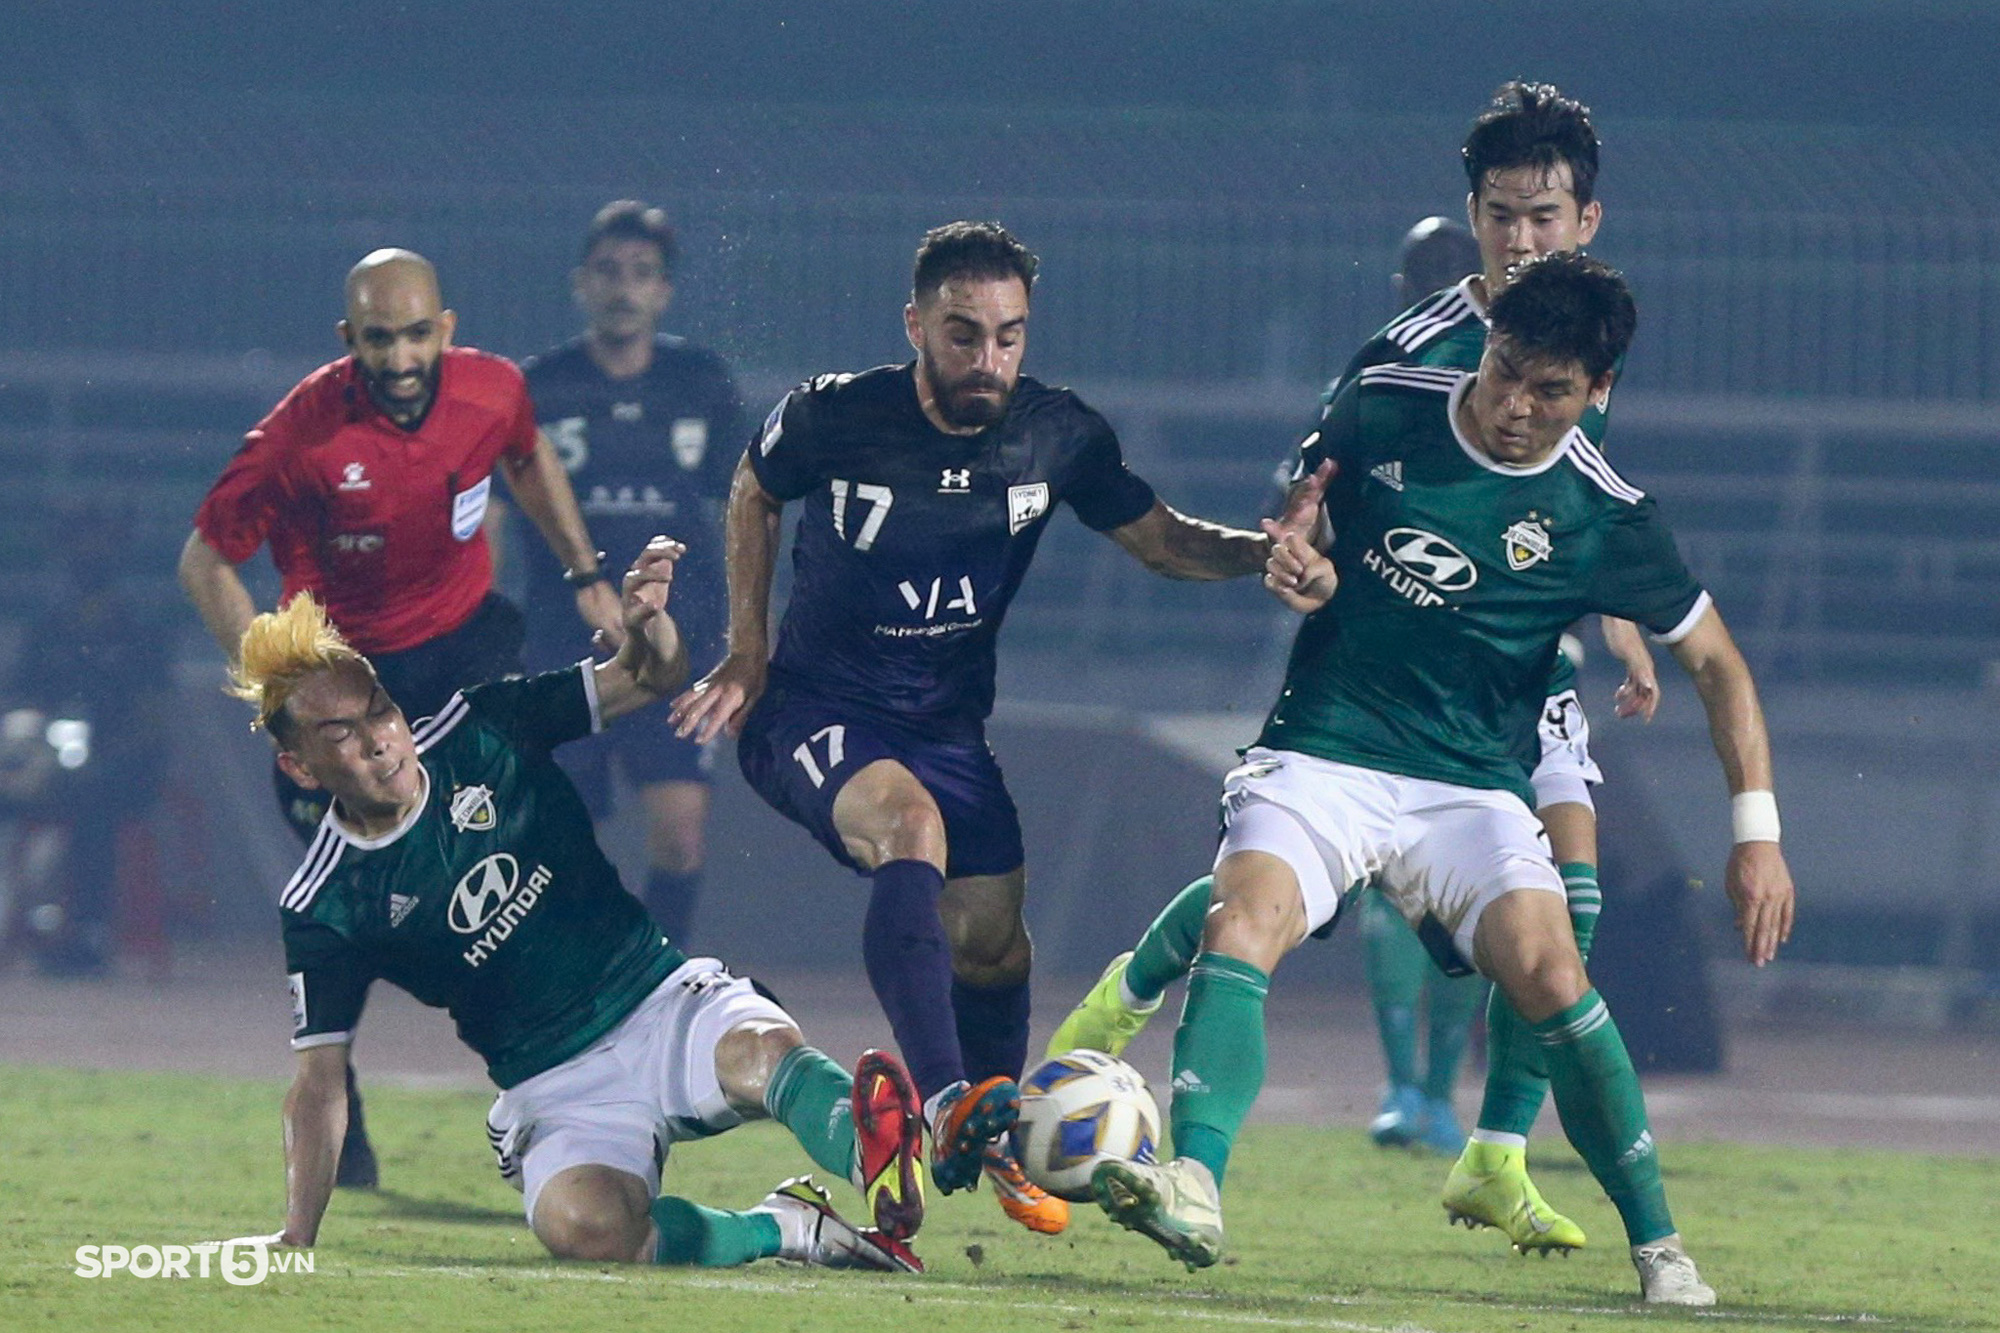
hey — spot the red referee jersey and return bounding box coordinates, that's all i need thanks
[195,347,538,655]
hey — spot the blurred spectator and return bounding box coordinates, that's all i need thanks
[2,510,171,977]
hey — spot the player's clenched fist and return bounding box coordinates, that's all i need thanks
[1260,520,1337,613]
[621,537,683,618]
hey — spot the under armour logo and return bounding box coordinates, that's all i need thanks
[938,469,972,493]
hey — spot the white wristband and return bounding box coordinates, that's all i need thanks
[1731,790,1781,844]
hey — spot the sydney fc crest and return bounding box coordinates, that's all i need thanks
[449,784,497,833]
[1503,517,1554,572]
[1007,482,1050,535]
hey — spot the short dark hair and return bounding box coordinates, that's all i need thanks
[1462,82,1601,208]
[912,221,1038,303]
[582,199,678,275]
[1486,251,1635,381]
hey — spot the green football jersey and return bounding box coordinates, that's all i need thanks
[1258,364,1707,805]
[1336,275,1610,710]
[280,665,686,1089]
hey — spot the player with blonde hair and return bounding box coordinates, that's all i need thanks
[226,540,928,1273]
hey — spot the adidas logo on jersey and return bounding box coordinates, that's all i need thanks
[1369,460,1405,491]
[1170,1069,1209,1096]
[388,894,419,928]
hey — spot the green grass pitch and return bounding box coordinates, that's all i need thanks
[2,1065,1992,1332]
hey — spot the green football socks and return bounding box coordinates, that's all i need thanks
[1561,862,1602,961]
[1360,889,1426,1089]
[764,1044,856,1180]
[1422,968,1485,1103]
[1477,863,1601,1135]
[651,1197,784,1266]
[1533,988,1674,1245]
[1168,952,1271,1189]
[1125,875,1215,1004]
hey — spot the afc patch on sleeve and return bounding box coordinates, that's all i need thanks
[758,400,786,456]
[288,971,308,1035]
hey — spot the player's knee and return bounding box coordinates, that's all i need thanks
[535,1188,649,1263]
[861,793,947,865]
[1502,952,1590,1024]
[713,1018,804,1114]
[949,918,1031,985]
[1203,860,1306,970]
[645,827,705,874]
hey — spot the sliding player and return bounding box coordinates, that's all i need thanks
[228,542,925,1272]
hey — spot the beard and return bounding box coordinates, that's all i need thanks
[920,357,1013,430]
[361,357,442,425]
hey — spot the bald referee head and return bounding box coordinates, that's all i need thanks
[339,248,458,427]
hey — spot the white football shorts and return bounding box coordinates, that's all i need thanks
[484,957,792,1223]
[1215,747,1565,972]
[1530,688,1603,813]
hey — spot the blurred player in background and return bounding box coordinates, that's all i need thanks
[3,510,171,977]
[670,221,1327,1236]
[178,248,615,1189]
[226,543,924,1273]
[519,201,747,945]
[1052,83,1664,1251]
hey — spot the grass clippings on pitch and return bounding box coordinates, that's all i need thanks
[2,1064,1993,1332]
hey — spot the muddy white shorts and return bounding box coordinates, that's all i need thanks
[1215,748,1565,974]
[1530,688,1604,813]
[484,957,793,1222]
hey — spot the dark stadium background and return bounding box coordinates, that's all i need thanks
[2,1,1997,1087]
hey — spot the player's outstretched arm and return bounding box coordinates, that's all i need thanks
[1106,498,1266,579]
[177,530,260,661]
[1666,603,1796,967]
[1602,615,1662,721]
[503,431,625,649]
[594,538,691,724]
[1106,460,1336,581]
[672,454,782,742]
[276,1044,349,1247]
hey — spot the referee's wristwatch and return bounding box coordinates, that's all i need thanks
[563,552,611,588]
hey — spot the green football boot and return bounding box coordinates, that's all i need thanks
[1044,952,1161,1060]
[1442,1140,1587,1255]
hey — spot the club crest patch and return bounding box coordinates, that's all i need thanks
[1007,482,1050,535]
[1504,517,1554,571]
[671,417,707,470]
[449,784,497,833]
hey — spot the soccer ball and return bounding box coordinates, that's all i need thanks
[1010,1049,1162,1201]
